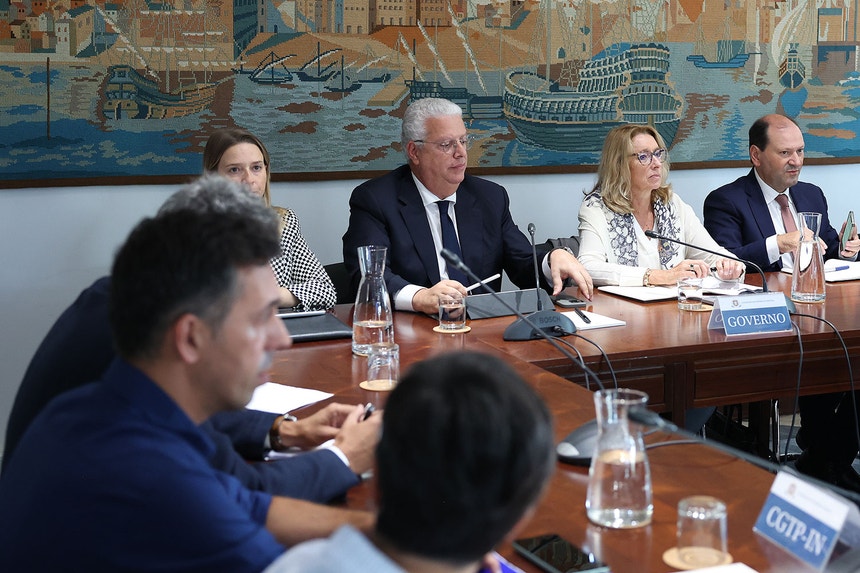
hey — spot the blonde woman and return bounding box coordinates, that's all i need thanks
[204,128,336,310]
[577,124,743,287]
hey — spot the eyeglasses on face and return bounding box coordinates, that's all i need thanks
[414,135,473,154]
[631,148,668,166]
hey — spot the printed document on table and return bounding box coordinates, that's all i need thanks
[246,382,333,415]
[562,310,626,330]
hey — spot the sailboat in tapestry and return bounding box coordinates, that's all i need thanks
[503,0,683,152]
[99,0,233,119]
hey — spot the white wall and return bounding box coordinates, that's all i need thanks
[2,163,858,460]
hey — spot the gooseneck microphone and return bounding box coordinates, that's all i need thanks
[643,229,769,292]
[528,223,543,311]
[442,247,601,465]
[495,225,575,341]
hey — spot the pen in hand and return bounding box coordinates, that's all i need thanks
[362,403,376,421]
[573,307,591,324]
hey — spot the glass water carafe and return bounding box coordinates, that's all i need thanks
[585,388,653,529]
[791,212,826,303]
[352,245,394,355]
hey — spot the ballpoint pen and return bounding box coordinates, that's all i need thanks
[573,307,591,324]
[465,273,502,292]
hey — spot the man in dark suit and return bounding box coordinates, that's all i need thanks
[704,113,860,492]
[703,114,857,272]
[4,262,373,503]
[342,98,592,315]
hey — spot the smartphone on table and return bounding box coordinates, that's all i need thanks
[512,533,611,573]
[551,293,587,308]
[841,210,856,253]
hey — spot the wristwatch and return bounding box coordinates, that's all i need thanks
[269,412,298,450]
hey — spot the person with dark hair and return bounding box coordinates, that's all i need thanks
[204,127,336,310]
[264,350,556,572]
[3,179,377,501]
[0,176,376,572]
[704,114,860,493]
[342,97,592,315]
[704,114,858,272]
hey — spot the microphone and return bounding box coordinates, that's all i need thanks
[494,225,575,341]
[528,223,543,311]
[442,248,599,465]
[643,229,796,313]
[628,407,860,572]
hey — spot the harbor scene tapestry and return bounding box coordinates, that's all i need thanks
[2,0,860,186]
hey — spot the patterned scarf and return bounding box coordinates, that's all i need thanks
[586,191,680,268]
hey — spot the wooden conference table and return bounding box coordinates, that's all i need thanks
[267,273,859,572]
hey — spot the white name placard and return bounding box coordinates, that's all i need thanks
[707,293,792,335]
[753,471,853,569]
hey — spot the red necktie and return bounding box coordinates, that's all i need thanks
[775,194,797,233]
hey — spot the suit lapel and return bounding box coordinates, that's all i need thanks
[745,171,778,239]
[397,174,442,284]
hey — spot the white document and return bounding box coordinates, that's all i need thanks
[679,564,759,573]
[245,382,333,415]
[562,310,626,330]
[599,277,761,303]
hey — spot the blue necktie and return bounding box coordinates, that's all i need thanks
[437,200,468,284]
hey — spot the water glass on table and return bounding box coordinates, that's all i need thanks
[665,495,730,570]
[438,293,467,331]
[360,342,400,392]
[677,277,704,311]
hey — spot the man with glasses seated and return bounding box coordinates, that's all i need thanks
[342,97,592,314]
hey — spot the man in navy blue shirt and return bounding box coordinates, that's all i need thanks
[0,176,376,572]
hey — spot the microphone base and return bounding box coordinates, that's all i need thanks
[503,310,576,341]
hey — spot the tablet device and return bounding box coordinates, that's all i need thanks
[467,289,554,319]
[280,313,352,342]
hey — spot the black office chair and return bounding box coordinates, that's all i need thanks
[324,262,354,305]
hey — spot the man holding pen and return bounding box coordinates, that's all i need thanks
[342,98,592,314]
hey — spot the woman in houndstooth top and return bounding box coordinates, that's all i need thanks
[204,128,336,310]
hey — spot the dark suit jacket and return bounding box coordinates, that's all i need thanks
[703,169,840,272]
[2,277,358,502]
[342,165,549,299]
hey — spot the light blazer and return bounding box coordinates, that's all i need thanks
[342,164,548,298]
[703,169,840,272]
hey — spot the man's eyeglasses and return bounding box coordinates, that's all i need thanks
[631,148,668,166]
[415,135,473,154]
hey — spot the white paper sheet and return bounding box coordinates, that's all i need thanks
[245,382,333,415]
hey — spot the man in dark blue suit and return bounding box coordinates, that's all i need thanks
[4,276,373,503]
[704,113,860,492]
[342,98,592,315]
[704,114,857,272]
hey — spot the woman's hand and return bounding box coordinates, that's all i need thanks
[713,258,744,280]
[648,260,710,286]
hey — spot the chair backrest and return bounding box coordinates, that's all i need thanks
[542,236,581,255]
[324,262,354,305]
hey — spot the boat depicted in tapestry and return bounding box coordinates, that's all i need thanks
[686,15,750,69]
[102,64,219,119]
[502,0,683,153]
[97,0,234,120]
